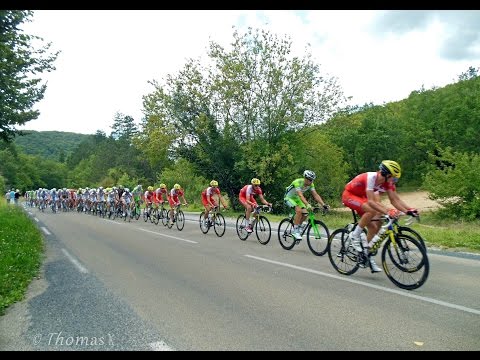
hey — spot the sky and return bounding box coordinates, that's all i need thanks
[19,10,480,135]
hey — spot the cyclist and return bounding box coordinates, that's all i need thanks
[168,184,188,226]
[144,186,155,216]
[342,160,419,272]
[284,170,329,241]
[155,183,168,206]
[132,184,143,210]
[201,180,229,226]
[239,178,272,233]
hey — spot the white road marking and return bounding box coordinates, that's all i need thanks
[41,226,51,235]
[34,217,39,222]
[149,341,175,351]
[138,228,198,244]
[61,248,89,274]
[245,254,480,316]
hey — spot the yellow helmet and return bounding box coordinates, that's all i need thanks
[148,186,154,191]
[174,184,181,190]
[380,160,401,178]
[160,183,167,189]
[210,180,218,187]
[251,178,261,185]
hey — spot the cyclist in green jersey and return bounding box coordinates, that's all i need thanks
[284,170,329,240]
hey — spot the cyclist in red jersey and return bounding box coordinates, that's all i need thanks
[342,160,419,272]
[168,184,188,226]
[201,180,229,226]
[239,178,272,233]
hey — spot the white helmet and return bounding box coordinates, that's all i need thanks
[125,188,130,193]
[303,170,316,181]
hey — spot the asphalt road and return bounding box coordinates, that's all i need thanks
[1,205,479,351]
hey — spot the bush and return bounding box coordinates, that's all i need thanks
[423,148,480,220]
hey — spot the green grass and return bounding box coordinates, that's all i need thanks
[0,200,44,315]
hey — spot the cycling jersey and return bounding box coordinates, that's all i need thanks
[202,186,220,206]
[344,172,396,197]
[284,178,315,199]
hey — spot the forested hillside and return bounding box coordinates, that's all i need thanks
[14,131,93,161]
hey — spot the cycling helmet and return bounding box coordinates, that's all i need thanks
[379,160,401,178]
[210,180,218,187]
[119,185,124,189]
[251,178,261,185]
[125,188,130,193]
[148,186,154,191]
[137,184,142,189]
[160,183,167,189]
[303,170,316,181]
[98,186,103,190]
[174,184,181,190]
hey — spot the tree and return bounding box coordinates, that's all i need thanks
[110,112,138,141]
[0,10,59,141]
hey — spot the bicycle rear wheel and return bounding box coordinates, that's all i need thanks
[199,211,210,234]
[327,228,360,275]
[214,213,226,237]
[176,210,185,231]
[278,218,296,250]
[236,215,249,241]
[306,220,330,256]
[382,235,429,290]
[255,216,271,245]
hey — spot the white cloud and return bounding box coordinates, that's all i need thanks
[18,10,477,135]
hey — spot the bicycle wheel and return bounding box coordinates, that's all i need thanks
[143,209,148,222]
[134,206,141,220]
[176,210,185,231]
[306,220,330,256]
[199,211,209,234]
[236,215,249,241]
[327,228,360,275]
[398,226,427,251]
[382,235,429,290]
[278,218,296,250]
[161,209,169,227]
[255,216,271,245]
[166,210,174,229]
[214,213,226,237]
[151,208,159,225]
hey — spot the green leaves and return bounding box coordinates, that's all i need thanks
[0,10,59,142]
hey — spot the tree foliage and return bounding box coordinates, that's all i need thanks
[0,10,59,141]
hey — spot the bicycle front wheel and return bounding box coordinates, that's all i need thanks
[306,220,330,256]
[214,213,226,237]
[236,215,249,241]
[255,216,271,245]
[327,228,360,275]
[398,226,427,252]
[382,235,429,290]
[134,206,141,220]
[199,211,209,234]
[278,218,296,250]
[176,210,185,231]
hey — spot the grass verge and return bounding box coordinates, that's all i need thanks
[0,200,44,315]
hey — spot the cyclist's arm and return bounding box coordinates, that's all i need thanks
[257,194,270,206]
[386,189,410,213]
[180,195,187,204]
[310,189,326,207]
[366,189,389,214]
[295,189,310,206]
[219,194,228,208]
